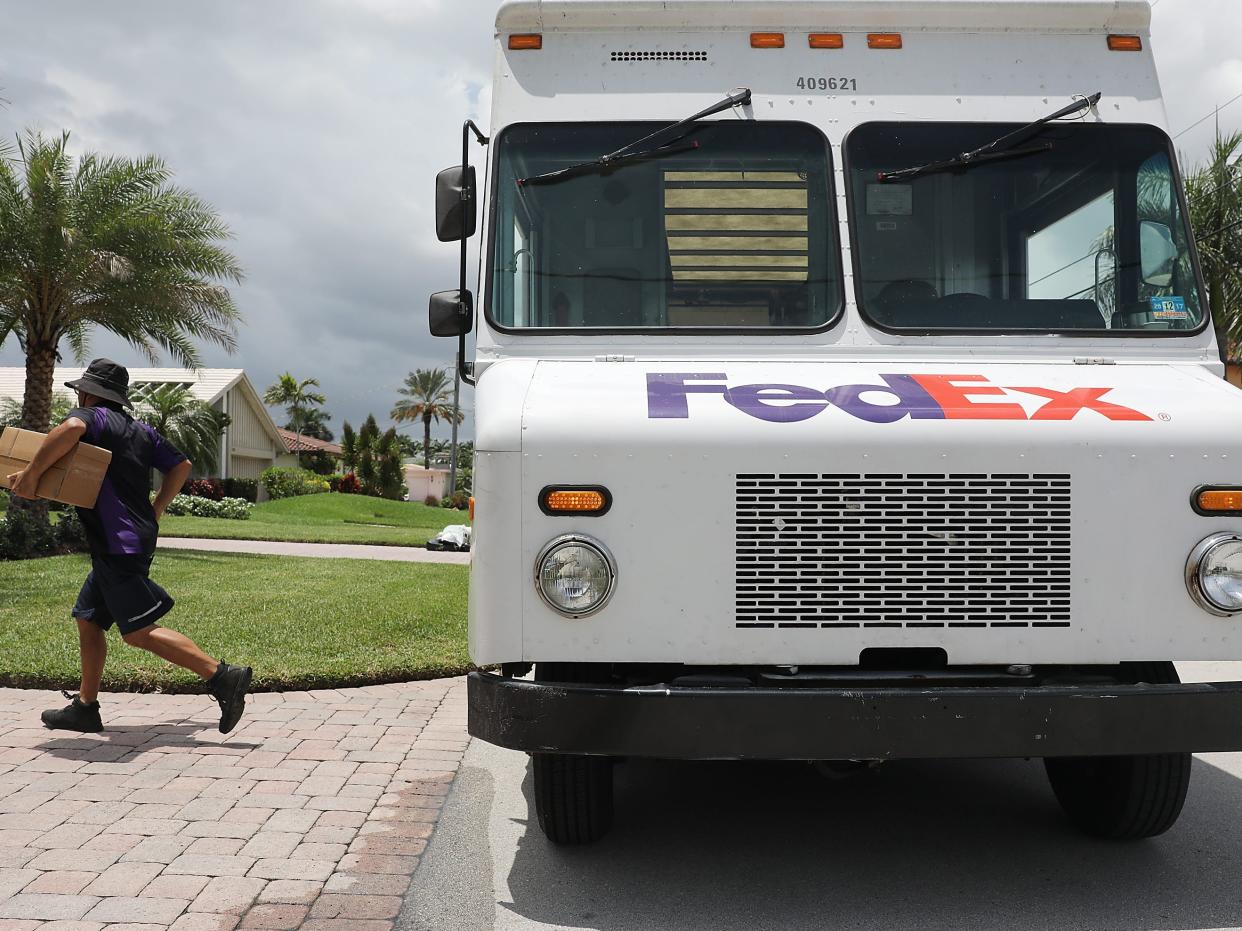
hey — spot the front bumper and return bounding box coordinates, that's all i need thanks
[468,672,1242,760]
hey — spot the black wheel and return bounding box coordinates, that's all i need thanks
[530,662,616,845]
[533,752,614,844]
[1044,662,1191,839]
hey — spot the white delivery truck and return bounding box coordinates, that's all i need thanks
[429,0,1242,844]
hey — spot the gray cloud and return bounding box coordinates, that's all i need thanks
[0,0,1238,445]
[0,0,491,441]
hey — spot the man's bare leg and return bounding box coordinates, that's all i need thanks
[122,625,218,679]
[75,618,107,704]
[123,624,252,734]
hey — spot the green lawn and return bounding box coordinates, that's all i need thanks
[160,493,462,546]
[0,550,471,691]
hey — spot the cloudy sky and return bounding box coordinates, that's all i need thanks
[1,0,1239,441]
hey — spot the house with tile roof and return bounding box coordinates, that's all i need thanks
[0,367,285,480]
[276,428,345,470]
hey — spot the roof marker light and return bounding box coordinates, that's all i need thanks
[809,33,844,49]
[508,34,543,50]
[867,33,903,49]
[750,33,785,48]
[1107,35,1143,51]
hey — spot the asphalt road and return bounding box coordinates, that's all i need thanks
[398,664,1242,931]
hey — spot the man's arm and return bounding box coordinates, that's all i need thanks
[153,459,193,521]
[5,417,88,499]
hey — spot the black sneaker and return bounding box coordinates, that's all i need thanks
[41,691,103,733]
[208,662,253,734]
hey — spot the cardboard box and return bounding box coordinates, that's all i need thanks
[0,426,112,508]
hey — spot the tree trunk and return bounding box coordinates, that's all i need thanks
[294,405,304,469]
[9,342,57,522]
[423,414,432,470]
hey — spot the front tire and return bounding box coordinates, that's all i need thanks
[1044,662,1191,839]
[530,662,616,844]
[533,752,614,845]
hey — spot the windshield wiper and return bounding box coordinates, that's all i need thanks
[876,92,1101,183]
[518,87,752,186]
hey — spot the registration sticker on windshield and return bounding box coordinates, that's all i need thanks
[867,183,912,216]
[1151,296,1188,320]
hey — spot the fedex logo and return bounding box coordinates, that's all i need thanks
[646,373,1152,423]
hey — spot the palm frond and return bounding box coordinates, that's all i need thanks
[1,128,245,445]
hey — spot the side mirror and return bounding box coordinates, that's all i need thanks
[435,166,476,242]
[429,289,474,337]
[1140,220,1176,287]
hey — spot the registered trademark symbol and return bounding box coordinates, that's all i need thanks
[1158,412,1172,422]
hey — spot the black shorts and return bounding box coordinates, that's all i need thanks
[73,553,174,636]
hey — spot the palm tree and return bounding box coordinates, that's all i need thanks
[293,406,333,442]
[356,415,379,495]
[130,383,229,474]
[340,421,358,472]
[376,428,405,499]
[394,433,420,460]
[280,404,333,471]
[0,131,242,517]
[1184,131,1242,356]
[262,372,326,452]
[391,368,463,469]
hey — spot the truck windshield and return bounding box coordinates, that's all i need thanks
[846,122,1205,333]
[489,121,842,330]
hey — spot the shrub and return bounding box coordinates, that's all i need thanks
[261,467,330,500]
[53,509,89,553]
[220,478,258,503]
[183,478,224,501]
[440,492,470,510]
[0,508,56,560]
[164,495,252,519]
[423,494,439,507]
[331,472,362,495]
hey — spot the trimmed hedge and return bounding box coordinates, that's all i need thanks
[0,505,89,560]
[261,467,331,500]
[163,494,252,520]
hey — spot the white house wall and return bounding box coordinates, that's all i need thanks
[226,385,280,479]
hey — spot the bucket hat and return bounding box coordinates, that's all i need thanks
[64,358,133,409]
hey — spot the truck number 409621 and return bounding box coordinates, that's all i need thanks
[796,76,858,91]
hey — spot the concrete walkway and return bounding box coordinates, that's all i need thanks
[0,679,468,930]
[157,538,470,565]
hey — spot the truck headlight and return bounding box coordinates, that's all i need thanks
[535,534,616,618]
[1186,532,1242,616]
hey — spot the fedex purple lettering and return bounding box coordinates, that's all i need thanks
[646,373,1152,423]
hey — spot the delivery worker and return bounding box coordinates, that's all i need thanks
[5,358,253,734]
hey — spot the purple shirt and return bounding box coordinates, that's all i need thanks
[69,405,187,555]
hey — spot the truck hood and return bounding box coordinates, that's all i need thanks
[471,360,1242,665]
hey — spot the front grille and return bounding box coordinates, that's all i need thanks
[610,50,708,61]
[735,474,1072,630]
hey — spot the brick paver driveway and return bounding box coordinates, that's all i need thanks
[0,678,467,930]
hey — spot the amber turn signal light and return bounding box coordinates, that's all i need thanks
[468,496,475,521]
[508,34,543,50]
[867,33,903,49]
[750,33,785,48]
[539,486,612,516]
[1107,34,1143,51]
[808,33,844,49]
[1194,487,1242,514]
